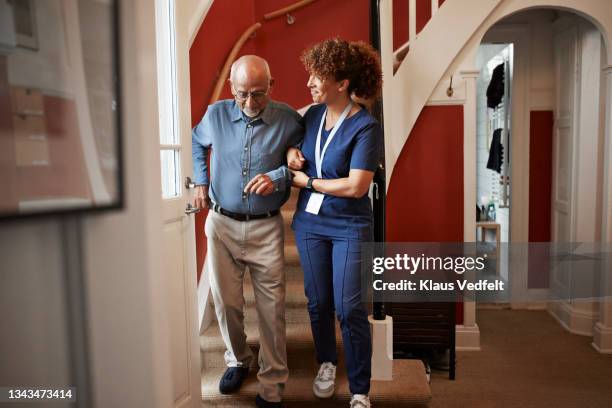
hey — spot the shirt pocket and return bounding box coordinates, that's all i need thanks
[255,150,283,173]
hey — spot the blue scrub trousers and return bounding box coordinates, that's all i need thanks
[295,230,372,395]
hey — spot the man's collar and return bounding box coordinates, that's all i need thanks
[231,101,243,122]
[230,100,273,125]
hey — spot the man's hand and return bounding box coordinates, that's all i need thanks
[287,147,305,170]
[193,185,211,209]
[289,169,309,188]
[245,174,275,196]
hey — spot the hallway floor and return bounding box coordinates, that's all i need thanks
[429,309,612,408]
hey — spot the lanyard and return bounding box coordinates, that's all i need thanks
[315,102,353,178]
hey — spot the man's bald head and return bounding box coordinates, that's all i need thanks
[230,55,271,83]
[229,55,274,118]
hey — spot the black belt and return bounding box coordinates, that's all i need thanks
[212,203,279,222]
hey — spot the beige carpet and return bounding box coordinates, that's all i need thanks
[429,309,612,408]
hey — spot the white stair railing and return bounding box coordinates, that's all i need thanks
[380,0,502,188]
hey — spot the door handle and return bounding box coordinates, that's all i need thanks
[184,203,200,215]
[185,176,196,190]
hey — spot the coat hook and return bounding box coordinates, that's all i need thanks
[286,13,295,25]
[446,75,454,97]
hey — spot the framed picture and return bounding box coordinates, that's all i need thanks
[0,0,122,220]
[12,0,39,50]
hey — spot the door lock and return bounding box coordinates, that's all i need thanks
[184,203,200,215]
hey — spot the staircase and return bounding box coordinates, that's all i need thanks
[200,188,432,407]
[381,0,502,187]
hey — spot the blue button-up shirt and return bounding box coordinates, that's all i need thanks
[192,99,303,214]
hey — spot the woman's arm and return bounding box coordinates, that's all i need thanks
[291,169,374,199]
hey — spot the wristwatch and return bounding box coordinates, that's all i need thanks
[306,177,318,192]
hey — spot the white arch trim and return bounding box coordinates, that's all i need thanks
[187,0,214,47]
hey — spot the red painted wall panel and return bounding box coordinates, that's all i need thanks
[189,0,256,127]
[416,0,431,34]
[387,105,464,242]
[254,0,370,109]
[386,105,464,323]
[393,0,409,51]
[528,110,553,288]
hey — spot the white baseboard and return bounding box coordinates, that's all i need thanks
[548,301,598,336]
[592,322,612,353]
[456,324,481,351]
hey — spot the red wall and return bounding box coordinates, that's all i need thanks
[387,105,464,242]
[393,0,409,51]
[386,105,464,323]
[416,0,431,34]
[393,0,436,50]
[528,110,553,288]
[190,0,371,279]
[189,0,256,127]
[253,0,370,109]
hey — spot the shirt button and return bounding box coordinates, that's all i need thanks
[244,147,248,151]
[247,124,252,128]
[242,193,247,199]
[242,171,247,176]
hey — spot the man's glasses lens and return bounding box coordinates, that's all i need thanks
[235,90,267,101]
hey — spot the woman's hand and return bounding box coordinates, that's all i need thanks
[290,169,309,188]
[287,147,305,170]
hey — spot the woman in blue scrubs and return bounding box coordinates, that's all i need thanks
[287,38,382,408]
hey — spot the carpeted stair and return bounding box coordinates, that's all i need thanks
[201,189,432,407]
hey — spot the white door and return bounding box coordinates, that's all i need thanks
[156,1,201,407]
[552,23,578,245]
[551,21,579,301]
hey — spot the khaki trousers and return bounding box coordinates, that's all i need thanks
[205,210,287,402]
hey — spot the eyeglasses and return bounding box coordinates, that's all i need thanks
[232,86,269,102]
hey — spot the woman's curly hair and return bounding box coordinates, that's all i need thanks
[301,38,382,100]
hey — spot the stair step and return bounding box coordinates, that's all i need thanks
[243,278,307,308]
[284,244,300,266]
[201,360,431,407]
[200,320,344,369]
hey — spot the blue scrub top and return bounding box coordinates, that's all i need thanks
[291,103,382,239]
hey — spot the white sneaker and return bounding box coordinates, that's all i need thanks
[313,362,336,398]
[350,394,371,408]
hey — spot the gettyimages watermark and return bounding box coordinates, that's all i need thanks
[360,242,612,303]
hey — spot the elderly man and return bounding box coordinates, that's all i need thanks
[192,55,302,408]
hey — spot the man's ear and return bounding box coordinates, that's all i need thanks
[268,78,275,93]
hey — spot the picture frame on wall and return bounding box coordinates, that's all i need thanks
[0,0,123,221]
[12,0,39,51]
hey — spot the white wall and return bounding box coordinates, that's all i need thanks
[0,220,73,408]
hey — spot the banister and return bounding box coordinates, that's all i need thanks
[208,22,263,105]
[263,0,317,21]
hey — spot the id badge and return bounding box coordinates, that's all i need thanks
[305,192,324,215]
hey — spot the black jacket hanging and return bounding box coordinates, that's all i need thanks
[487,63,505,109]
[487,128,504,174]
